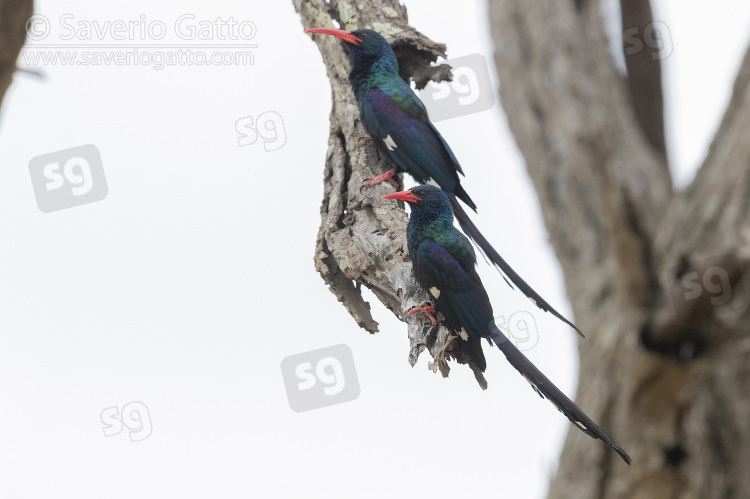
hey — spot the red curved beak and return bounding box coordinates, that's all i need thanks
[382,190,422,204]
[305,27,362,45]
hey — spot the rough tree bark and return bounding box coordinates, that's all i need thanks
[0,0,32,110]
[489,0,750,498]
[293,0,488,387]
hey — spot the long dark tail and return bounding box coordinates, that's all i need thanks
[448,193,583,337]
[454,184,478,212]
[488,324,631,465]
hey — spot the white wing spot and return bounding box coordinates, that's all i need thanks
[426,178,440,188]
[575,421,588,430]
[528,297,537,305]
[384,135,398,151]
[429,287,441,299]
[459,328,469,341]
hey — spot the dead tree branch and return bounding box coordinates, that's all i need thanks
[0,0,32,111]
[619,0,668,161]
[294,0,487,387]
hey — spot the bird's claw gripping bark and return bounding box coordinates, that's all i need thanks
[361,134,373,144]
[364,168,398,188]
[408,305,437,325]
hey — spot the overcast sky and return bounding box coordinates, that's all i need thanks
[1,1,749,498]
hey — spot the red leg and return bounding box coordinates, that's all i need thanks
[408,305,436,325]
[361,134,373,144]
[364,168,398,188]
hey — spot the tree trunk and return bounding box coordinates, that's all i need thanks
[488,0,750,497]
[0,0,32,111]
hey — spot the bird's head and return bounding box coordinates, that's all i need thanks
[305,28,397,75]
[382,185,454,223]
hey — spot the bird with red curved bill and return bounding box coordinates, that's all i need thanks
[382,185,631,465]
[305,27,583,337]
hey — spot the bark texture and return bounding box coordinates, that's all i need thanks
[0,0,32,110]
[489,0,750,498]
[294,0,488,387]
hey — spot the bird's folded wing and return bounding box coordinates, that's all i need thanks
[361,90,463,185]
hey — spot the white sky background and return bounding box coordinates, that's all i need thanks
[1,1,748,498]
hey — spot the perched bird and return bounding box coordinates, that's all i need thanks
[306,27,581,336]
[382,185,631,464]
